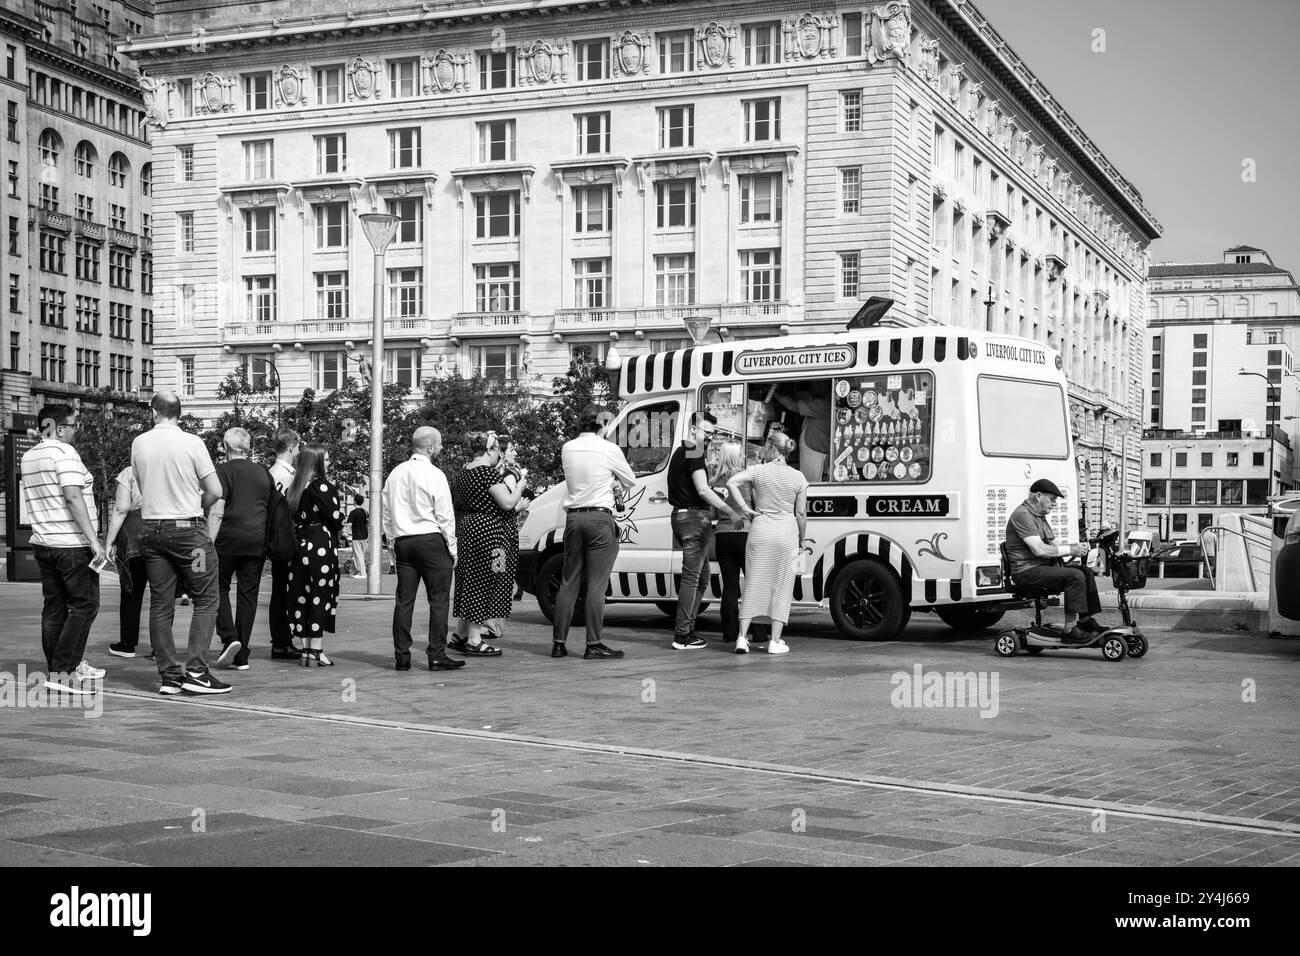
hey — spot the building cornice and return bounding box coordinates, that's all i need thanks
[27,40,144,102]
[0,7,43,42]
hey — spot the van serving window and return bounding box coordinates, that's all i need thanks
[830,370,933,483]
[976,376,1070,459]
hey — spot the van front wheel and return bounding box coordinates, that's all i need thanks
[829,559,910,641]
[535,553,584,626]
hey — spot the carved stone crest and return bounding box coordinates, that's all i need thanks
[784,13,836,61]
[612,31,651,76]
[918,38,939,84]
[947,63,964,104]
[136,73,167,128]
[868,1,912,65]
[696,22,737,69]
[196,72,234,115]
[424,50,470,94]
[484,174,506,191]
[519,39,568,86]
[273,65,309,108]
[347,57,382,101]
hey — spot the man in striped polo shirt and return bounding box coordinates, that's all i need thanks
[21,404,105,689]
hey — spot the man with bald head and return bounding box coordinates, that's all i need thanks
[131,391,230,695]
[208,426,275,671]
[383,426,465,671]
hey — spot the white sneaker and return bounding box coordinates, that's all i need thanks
[44,677,91,695]
[75,660,106,679]
[351,573,366,579]
[735,636,750,654]
[767,638,790,655]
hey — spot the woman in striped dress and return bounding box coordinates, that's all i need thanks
[726,431,810,655]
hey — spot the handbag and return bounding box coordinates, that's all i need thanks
[792,547,808,575]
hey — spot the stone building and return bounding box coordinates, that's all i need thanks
[122,0,1160,527]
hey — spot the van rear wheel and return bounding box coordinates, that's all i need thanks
[935,606,1007,632]
[535,553,585,626]
[829,559,910,640]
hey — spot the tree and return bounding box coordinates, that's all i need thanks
[72,391,153,534]
[551,345,620,441]
[198,366,277,464]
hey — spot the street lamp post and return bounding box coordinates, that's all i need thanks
[359,213,399,597]
[1239,369,1277,498]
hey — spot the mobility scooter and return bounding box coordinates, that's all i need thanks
[994,527,1149,661]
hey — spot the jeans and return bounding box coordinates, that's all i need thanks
[268,556,294,648]
[1015,563,1103,617]
[393,533,454,664]
[714,531,747,643]
[553,510,620,646]
[33,545,100,674]
[140,519,219,680]
[671,510,714,637]
[118,555,148,649]
[217,552,265,665]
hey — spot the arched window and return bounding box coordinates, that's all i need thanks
[1205,297,1219,318]
[38,129,63,169]
[140,162,152,197]
[1174,298,1189,319]
[1235,297,1250,318]
[109,151,130,188]
[74,141,97,177]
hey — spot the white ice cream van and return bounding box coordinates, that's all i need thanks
[517,324,1080,639]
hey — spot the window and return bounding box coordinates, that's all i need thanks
[384,348,422,389]
[1221,480,1243,505]
[477,120,515,162]
[1171,514,1188,534]
[141,212,151,240]
[39,287,66,327]
[842,90,862,132]
[389,127,421,168]
[243,72,271,111]
[1169,480,1192,505]
[75,349,100,388]
[1143,480,1166,505]
[1175,452,1188,467]
[314,271,349,320]
[141,308,153,345]
[315,134,346,174]
[744,98,780,141]
[6,101,16,142]
[655,179,696,228]
[7,274,17,313]
[388,268,424,317]
[1252,452,1265,467]
[737,174,783,225]
[572,186,612,234]
[976,377,1070,458]
[178,211,195,253]
[658,31,694,73]
[109,302,132,339]
[312,351,343,393]
[386,197,423,244]
[843,12,864,56]
[315,65,343,105]
[1192,370,1206,386]
[7,216,17,254]
[39,129,61,169]
[244,276,276,323]
[1150,452,1163,468]
[655,254,695,306]
[658,105,694,148]
[5,45,14,80]
[575,39,609,81]
[1246,479,1268,504]
[475,263,520,312]
[475,193,521,239]
[478,50,515,89]
[384,57,418,98]
[468,344,519,381]
[1201,452,1213,467]
[839,252,860,299]
[39,233,66,274]
[75,193,94,220]
[140,256,152,295]
[314,202,348,248]
[576,112,610,155]
[1192,353,1207,368]
[573,258,611,308]
[175,79,193,117]
[840,167,861,214]
[1195,480,1218,505]
[570,341,609,366]
[141,358,154,391]
[40,343,67,382]
[243,208,274,253]
[179,284,195,326]
[1192,389,1206,404]
[743,21,782,65]
[243,140,273,180]
[613,399,681,476]
[1193,333,1208,348]
[75,141,95,177]
[74,241,98,281]
[109,203,127,231]
[6,160,16,198]
[740,249,781,302]
[177,145,194,182]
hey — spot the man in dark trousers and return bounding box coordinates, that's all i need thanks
[347,495,368,579]
[1004,478,1104,642]
[208,427,274,671]
[267,427,302,660]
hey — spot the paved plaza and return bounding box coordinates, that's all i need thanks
[1,576,1297,867]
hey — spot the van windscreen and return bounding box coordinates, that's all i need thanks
[977,376,1070,459]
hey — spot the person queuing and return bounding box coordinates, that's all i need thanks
[21,404,105,692]
[383,426,465,672]
[267,427,303,661]
[103,464,150,659]
[493,433,529,637]
[285,444,344,666]
[552,407,637,660]
[347,495,368,579]
[773,383,832,483]
[131,391,229,695]
[726,430,811,656]
[709,439,753,647]
[208,427,275,671]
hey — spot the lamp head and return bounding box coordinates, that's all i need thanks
[358,213,399,254]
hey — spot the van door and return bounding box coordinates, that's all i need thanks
[604,396,683,601]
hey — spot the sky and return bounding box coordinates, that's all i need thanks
[973,0,1300,269]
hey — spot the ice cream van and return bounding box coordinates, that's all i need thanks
[516,323,1080,640]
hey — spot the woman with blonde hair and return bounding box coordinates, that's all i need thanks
[710,439,751,646]
[726,429,811,655]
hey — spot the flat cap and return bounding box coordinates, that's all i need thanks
[1030,478,1064,498]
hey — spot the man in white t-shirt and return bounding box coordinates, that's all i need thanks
[21,403,104,689]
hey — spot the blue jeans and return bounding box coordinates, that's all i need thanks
[33,545,100,674]
[671,510,714,637]
[140,519,219,680]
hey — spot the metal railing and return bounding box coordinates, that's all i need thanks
[1199,522,1272,592]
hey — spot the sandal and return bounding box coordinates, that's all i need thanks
[447,636,469,653]
[458,640,502,657]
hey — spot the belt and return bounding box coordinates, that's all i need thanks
[568,507,611,514]
[142,517,204,527]
[672,507,711,514]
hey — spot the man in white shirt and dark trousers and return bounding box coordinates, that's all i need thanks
[267,427,303,660]
[383,426,465,672]
[552,408,637,660]
[21,404,106,690]
[131,391,229,696]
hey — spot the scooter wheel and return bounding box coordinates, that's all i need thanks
[1127,634,1148,658]
[994,630,1020,657]
[1026,646,1045,655]
[1101,635,1128,661]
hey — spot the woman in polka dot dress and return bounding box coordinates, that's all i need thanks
[284,444,344,666]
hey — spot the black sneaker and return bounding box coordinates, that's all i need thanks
[1080,617,1106,633]
[671,635,708,650]
[271,645,303,661]
[216,641,242,668]
[182,670,232,694]
[108,642,136,658]
[158,675,184,696]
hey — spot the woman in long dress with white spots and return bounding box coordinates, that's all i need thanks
[284,444,344,666]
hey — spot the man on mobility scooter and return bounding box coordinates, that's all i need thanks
[1003,479,1105,643]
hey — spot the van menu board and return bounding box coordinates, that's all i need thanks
[830,371,933,484]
